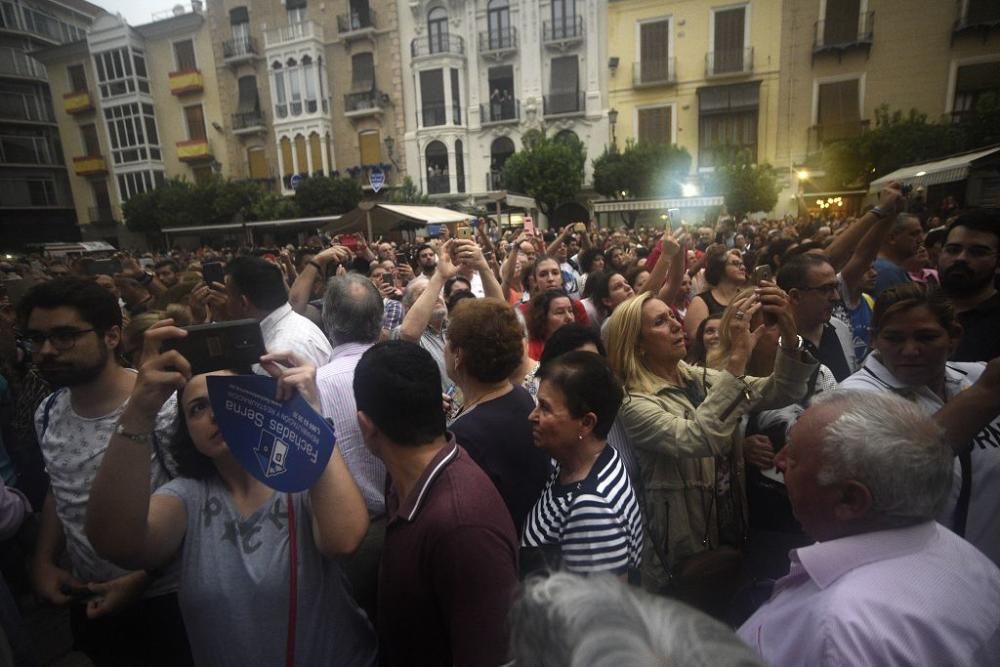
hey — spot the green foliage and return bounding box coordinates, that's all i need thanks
[501,131,586,215]
[293,175,362,217]
[592,141,692,200]
[383,176,431,205]
[707,148,780,218]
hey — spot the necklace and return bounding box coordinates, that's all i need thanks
[453,384,510,420]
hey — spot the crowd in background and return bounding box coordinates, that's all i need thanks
[0,182,999,666]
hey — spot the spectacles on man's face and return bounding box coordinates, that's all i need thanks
[20,328,96,351]
[942,244,997,260]
[797,282,840,296]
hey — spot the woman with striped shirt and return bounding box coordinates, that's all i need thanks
[521,351,643,581]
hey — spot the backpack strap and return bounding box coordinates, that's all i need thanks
[953,450,972,538]
[39,388,66,440]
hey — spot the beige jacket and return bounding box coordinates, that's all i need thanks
[620,350,817,592]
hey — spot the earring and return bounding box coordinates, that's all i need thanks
[578,434,583,440]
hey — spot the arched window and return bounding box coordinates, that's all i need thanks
[487,0,511,50]
[555,129,580,145]
[287,58,302,115]
[427,7,448,54]
[490,136,515,189]
[425,140,449,194]
[301,55,317,112]
[455,139,465,193]
[271,61,287,117]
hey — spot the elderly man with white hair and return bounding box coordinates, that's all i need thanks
[738,391,1000,666]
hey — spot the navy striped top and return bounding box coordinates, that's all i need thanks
[522,445,643,576]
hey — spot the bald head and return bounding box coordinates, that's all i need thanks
[322,273,384,345]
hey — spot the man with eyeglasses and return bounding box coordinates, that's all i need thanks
[777,254,856,383]
[938,210,1000,362]
[17,278,191,665]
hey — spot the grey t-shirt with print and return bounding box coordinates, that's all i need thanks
[155,476,376,667]
[34,383,178,594]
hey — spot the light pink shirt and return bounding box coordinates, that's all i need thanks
[739,522,1000,666]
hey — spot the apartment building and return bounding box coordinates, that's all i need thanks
[776,0,1000,212]
[398,0,610,208]
[0,0,99,244]
[35,3,230,242]
[606,1,783,183]
[205,0,407,194]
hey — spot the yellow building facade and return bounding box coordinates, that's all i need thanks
[606,0,783,181]
[35,4,229,241]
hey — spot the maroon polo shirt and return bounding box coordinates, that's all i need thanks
[377,436,519,667]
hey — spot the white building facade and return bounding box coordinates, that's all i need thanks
[398,0,609,208]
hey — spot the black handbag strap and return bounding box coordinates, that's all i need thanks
[953,450,972,538]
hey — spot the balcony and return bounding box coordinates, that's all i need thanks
[633,58,676,87]
[274,97,329,120]
[223,36,257,65]
[542,16,584,48]
[814,12,874,57]
[169,69,204,96]
[0,47,46,80]
[0,1,69,44]
[427,173,449,194]
[72,155,107,177]
[543,91,584,117]
[481,98,519,125]
[706,47,754,77]
[486,171,505,190]
[953,0,1000,39]
[264,21,324,48]
[63,90,93,115]
[411,34,465,58]
[344,90,384,118]
[479,27,517,58]
[232,111,266,135]
[337,9,376,39]
[176,138,213,163]
[88,206,116,224]
[807,120,870,155]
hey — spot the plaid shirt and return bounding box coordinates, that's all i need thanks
[382,298,404,332]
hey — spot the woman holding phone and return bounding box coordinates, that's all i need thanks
[85,321,376,666]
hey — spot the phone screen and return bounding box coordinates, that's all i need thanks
[202,262,225,286]
[162,320,266,375]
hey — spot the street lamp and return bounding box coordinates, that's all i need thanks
[608,108,618,149]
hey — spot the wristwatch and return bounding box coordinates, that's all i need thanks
[778,334,805,352]
[115,422,153,444]
[870,206,889,219]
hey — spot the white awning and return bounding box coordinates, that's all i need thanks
[869,146,1000,192]
[592,196,725,213]
[374,204,473,224]
[325,204,473,236]
[161,215,340,235]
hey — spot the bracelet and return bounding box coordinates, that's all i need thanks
[778,334,805,352]
[308,260,324,273]
[115,422,153,444]
[870,206,889,219]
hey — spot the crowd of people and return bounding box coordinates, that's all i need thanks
[0,181,998,666]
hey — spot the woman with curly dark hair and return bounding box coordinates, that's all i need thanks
[525,289,576,361]
[445,298,551,532]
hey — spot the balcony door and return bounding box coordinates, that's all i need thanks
[184,104,206,141]
[817,79,861,142]
[487,0,510,50]
[823,0,861,46]
[428,8,448,54]
[81,123,100,156]
[639,19,670,83]
[713,6,746,74]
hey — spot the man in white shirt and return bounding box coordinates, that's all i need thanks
[224,256,333,370]
[739,391,1000,666]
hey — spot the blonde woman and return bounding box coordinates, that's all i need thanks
[605,290,816,614]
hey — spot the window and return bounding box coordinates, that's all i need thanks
[487,0,511,49]
[104,102,161,164]
[68,64,87,92]
[91,180,112,213]
[428,7,448,54]
[359,130,380,165]
[27,179,56,206]
[425,140,449,194]
[173,40,197,72]
[451,68,461,124]
[487,66,515,122]
[116,169,165,201]
[309,132,323,175]
[94,47,149,98]
[490,136,515,188]
[711,6,747,75]
[420,69,445,126]
[184,105,206,141]
[548,56,580,114]
[965,0,1000,25]
[551,0,577,38]
[247,146,268,179]
[816,79,862,142]
[272,61,287,117]
[821,0,861,46]
[638,106,672,145]
[287,0,307,25]
[192,165,212,186]
[352,53,375,90]
[638,19,671,84]
[302,55,317,112]
[279,137,294,182]
[237,75,260,114]
[287,59,302,115]
[81,123,101,155]
[455,139,465,193]
[953,61,1000,122]
[698,82,759,167]
[349,0,372,28]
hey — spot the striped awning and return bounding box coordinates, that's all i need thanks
[592,196,724,213]
[869,146,1000,192]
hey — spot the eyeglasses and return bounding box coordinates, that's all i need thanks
[942,244,997,260]
[20,328,96,351]
[797,283,840,296]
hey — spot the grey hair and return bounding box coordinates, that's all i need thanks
[511,573,765,667]
[321,273,383,346]
[812,390,953,524]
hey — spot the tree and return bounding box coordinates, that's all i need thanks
[501,131,586,217]
[293,175,362,216]
[384,176,431,205]
[707,148,780,219]
[592,141,692,227]
[122,177,209,232]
